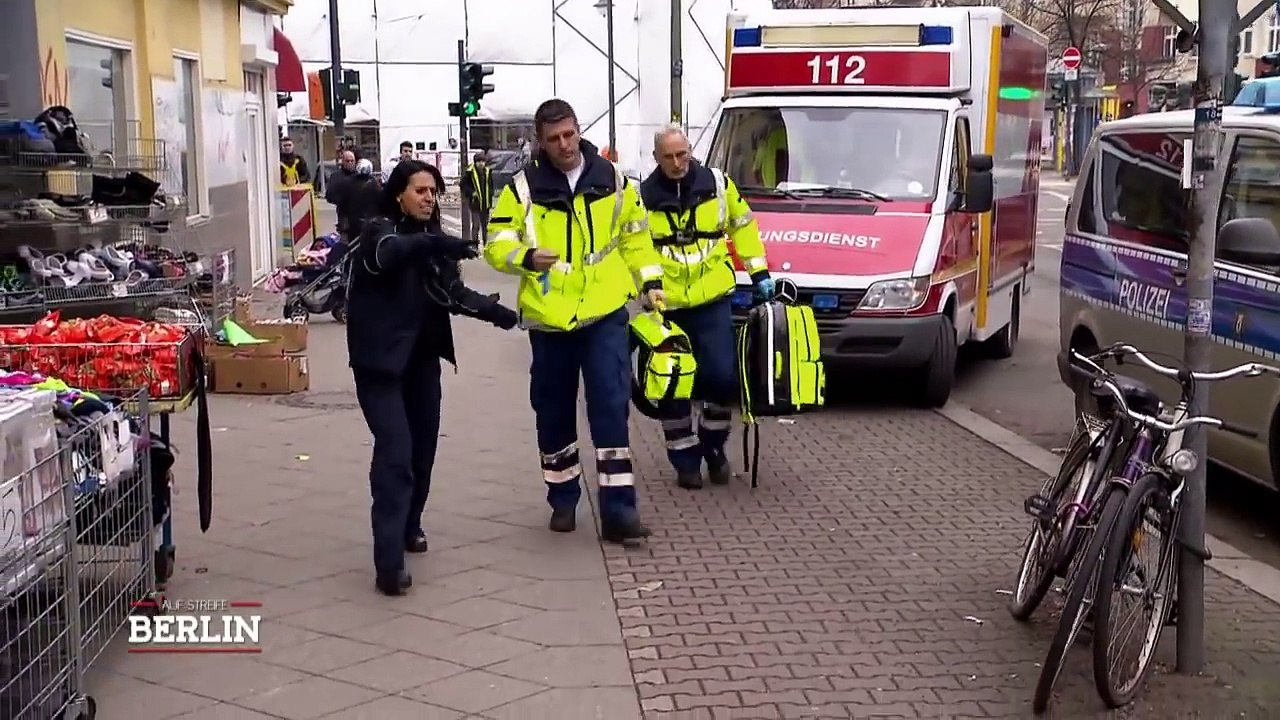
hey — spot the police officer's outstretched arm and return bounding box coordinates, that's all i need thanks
[724,176,774,298]
[358,217,478,274]
[617,179,665,306]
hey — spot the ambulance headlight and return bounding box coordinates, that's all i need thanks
[856,277,929,311]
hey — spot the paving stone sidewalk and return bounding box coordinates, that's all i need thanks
[84,265,1280,719]
[87,269,642,719]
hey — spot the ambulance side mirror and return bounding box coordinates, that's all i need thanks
[962,154,994,214]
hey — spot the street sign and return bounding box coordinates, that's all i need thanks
[1062,46,1082,70]
[1064,67,1079,81]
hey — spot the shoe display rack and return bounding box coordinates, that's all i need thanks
[0,131,217,590]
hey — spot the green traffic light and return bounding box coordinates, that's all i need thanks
[463,100,479,116]
[998,87,1037,100]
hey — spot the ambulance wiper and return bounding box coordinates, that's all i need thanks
[737,185,803,200]
[789,186,890,202]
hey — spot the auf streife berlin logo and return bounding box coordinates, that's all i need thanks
[127,596,264,653]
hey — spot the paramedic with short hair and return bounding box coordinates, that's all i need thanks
[483,98,664,544]
[641,125,773,490]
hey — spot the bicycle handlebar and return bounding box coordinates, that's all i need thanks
[1068,345,1278,437]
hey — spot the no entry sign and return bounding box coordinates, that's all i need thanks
[1062,46,1082,70]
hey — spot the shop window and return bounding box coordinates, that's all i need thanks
[66,39,131,155]
[173,56,206,216]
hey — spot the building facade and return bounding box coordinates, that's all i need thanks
[0,0,298,286]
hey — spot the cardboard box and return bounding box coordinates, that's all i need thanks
[204,337,285,359]
[232,295,254,324]
[241,319,308,353]
[211,355,309,394]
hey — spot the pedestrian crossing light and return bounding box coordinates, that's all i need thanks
[454,62,495,118]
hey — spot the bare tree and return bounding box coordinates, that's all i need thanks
[988,0,1123,52]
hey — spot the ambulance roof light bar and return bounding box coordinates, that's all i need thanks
[732,24,953,49]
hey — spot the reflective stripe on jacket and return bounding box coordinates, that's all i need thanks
[639,163,766,309]
[482,143,663,332]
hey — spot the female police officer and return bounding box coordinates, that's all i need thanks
[347,159,517,596]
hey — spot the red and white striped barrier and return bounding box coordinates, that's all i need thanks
[277,186,317,258]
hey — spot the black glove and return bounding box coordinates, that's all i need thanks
[489,303,519,330]
[428,233,479,261]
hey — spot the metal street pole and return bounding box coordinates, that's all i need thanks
[457,39,471,243]
[327,0,345,141]
[1177,0,1233,674]
[670,0,683,128]
[606,0,618,159]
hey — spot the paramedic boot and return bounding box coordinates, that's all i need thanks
[549,506,577,533]
[707,457,732,486]
[677,469,704,490]
[598,486,650,544]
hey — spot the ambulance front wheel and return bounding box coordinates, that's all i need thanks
[914,317,957,408]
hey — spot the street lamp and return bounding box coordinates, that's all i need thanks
[593,0,617,161]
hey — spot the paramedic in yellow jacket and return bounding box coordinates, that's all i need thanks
[640,125,772,490]
[484,99,665,543]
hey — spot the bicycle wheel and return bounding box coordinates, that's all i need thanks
[1010,427,1097,621]
[1091,472,1180,708]
[1032,484,1129,715]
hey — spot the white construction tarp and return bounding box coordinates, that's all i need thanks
[279,0,770,176]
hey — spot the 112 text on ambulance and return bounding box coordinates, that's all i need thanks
[127,598,263,654]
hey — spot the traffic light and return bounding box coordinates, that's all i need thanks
[449,62,495,117]
[317,68,362,120]
[1048,78,1067,106]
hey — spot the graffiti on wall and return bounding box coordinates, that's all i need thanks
[39,46,70,107]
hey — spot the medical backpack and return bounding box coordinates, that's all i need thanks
[736,283,826,486]
[629,310,698,419]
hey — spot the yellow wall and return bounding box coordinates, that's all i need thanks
[32,0,245,144]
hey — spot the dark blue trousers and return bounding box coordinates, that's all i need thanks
[353,356,442,577]
[528,308,638,526]
[660,297,737,474]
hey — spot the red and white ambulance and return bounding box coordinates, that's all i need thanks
[709,6,1047,406]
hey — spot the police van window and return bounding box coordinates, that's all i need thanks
[1074,155,1098,235]
[706,106,948,199]
[1219,135,1280,270]
[1088,131,1191,252]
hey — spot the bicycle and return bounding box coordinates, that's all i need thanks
[1031,343,1279,714]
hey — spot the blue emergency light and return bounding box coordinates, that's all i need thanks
[733,27,762,47]
[919,25,953,46]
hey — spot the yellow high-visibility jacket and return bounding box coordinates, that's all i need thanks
[483,145,663,331]
[639,163,767,309]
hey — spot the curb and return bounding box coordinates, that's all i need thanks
[936,402,1280,607]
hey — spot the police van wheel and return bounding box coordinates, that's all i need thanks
[986,293,1020,360]
[915,318,957,408]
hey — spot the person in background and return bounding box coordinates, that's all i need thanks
[325,149,357,211]
[484,98,664,544]
[460,152,493,245]
[347,159,518,596]
[382,140,416,183]
[641,125,771,490]
[335,158,381,240]
[280,137,311,186]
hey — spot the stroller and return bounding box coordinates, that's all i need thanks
[280,236,354,323]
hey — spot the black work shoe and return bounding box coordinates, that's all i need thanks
[406,531,428,554]
[549,507,577,533]
[676,470,704,490]
[375,570,412,596]
[707,461,732,486]
[601,517,651,545]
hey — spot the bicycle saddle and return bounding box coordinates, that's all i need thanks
[1090,374,1163,416]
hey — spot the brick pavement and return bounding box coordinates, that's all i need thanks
[612,406,1280,718]
[81,265,1280,718]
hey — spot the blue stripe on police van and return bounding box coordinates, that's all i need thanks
[1062,233,1280,361]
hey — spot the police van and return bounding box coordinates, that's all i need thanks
[1059,107,1280,491]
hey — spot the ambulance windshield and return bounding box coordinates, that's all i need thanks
[707,106,947,200]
